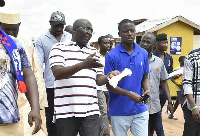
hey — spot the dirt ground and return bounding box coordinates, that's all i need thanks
[41,102,184,136]
[109,103,184,136]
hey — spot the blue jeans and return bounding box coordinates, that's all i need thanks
[111,111,149,136]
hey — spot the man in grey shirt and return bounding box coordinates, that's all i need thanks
[140,32,173,136]
[35,11,71,136]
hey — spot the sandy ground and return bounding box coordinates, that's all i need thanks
[41,102,185,136]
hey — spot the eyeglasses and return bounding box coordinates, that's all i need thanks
[75,26,94,34]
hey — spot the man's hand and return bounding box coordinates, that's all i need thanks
[82,52,104,68]
[172,74,182,79]
[108,70,121,79]
[142,90,150,103]
[28,110,42,135]
[167,103,174,114]
[128,91,143,103]
[192,108,200,123]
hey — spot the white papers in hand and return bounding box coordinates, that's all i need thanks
[109,68,132,88]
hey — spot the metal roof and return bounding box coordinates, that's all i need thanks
[135,15,200,33]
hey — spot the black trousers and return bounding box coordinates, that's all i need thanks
[182,104,200,136]
[45,88,57,136]
[149,112,159,136]
[56,114,100,136]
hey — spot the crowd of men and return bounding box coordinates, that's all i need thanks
[0,0,200,136]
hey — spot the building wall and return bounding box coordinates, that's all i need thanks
[157,21,194,97]
[194,35,200,50]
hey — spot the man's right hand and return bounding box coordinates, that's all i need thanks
[82,52,104,68]
[128,91,143,103]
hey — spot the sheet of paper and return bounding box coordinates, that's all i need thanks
[109,68,132,88]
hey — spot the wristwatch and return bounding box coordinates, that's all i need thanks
[107,72,111,81]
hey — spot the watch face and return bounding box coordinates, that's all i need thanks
[107,75,111,81]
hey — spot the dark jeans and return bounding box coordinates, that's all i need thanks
[160,94,167,109]
[56,114,100,136]
[195,124,200,136]
[149,112,159,136]
[154,94,166,136]
[182,104,200,136]
[154,111,164,136]
[45,88,57,136]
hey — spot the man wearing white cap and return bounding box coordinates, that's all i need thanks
[0,0,42,135]
[35,11,71,136]
[0,11,47,135]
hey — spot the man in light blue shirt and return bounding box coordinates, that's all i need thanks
[35,11,71,136]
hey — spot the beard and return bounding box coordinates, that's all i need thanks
[54,31,63,36]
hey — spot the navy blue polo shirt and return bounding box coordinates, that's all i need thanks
[153,50,173,96]
[153,50,173,74]
[105,42,149,116]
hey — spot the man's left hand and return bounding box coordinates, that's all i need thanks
[192,108,200,123]
[167,103,174,114]
[142,90,150,103]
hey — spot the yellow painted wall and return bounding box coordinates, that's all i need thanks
[157,21,194,97]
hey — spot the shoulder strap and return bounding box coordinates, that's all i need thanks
[0,29,27,93]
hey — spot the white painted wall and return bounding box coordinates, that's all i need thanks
[193,35,200,49]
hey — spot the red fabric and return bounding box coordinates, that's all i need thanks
[7,43,11,46]
[18,81,27,93]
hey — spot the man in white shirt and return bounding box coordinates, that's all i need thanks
[49,18,119,136]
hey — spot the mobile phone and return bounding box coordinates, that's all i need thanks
[142,94,150,101]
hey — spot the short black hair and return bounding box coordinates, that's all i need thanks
[142,32,156,42]
[0,0,5,7]
[105,34,113,39]
[118,19,133,31]
[156,33,168,41]
[98,36,108,45]
[178,56,186,62]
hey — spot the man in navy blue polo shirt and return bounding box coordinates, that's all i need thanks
[105,19,150,136]
[153,33,174,136]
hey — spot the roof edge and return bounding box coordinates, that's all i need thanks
[147,15,200,32]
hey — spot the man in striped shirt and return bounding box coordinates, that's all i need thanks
[49,19,119,136]
[182,50,200,136]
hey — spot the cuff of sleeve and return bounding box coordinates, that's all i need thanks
[183,84,193,95]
